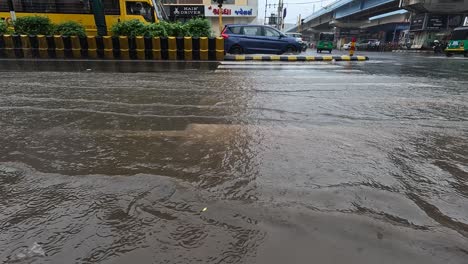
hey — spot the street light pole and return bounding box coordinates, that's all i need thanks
[217,0,224,35]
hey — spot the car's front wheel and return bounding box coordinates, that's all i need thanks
[229,45,243,55]
[284,46,297,54]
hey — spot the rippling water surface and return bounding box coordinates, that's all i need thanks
[0,54,467,263]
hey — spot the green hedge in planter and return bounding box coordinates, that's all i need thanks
[144,23,168,37]
[14,16,53,35]
[54,21,86,37]
[185,18,212,38]
[111,18,212,38]
[0,20,8,35]
[111,19,146,37]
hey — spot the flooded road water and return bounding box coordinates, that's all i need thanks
[0,53,467,263]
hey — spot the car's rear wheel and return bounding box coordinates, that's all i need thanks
[229,45,243,55]
[464,51,468,57]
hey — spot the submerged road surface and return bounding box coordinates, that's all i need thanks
[0,53,467,264]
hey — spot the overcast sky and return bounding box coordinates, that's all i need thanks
[257,0,337,24]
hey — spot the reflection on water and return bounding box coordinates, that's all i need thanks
[1,56,468,263]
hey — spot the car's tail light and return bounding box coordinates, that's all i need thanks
[221,28,229,39]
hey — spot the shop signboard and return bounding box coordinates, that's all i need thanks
[410,13,425,31]
[426,14,447,30]
[170,5,204,18]
[205,5,257,17]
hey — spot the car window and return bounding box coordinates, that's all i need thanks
[243,26,261,36]
[264,28,280,37]
[228,26,242,34]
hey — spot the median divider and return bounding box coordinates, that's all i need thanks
[0,34,223,61]
[224,55,369,61]
[0,35,370,62]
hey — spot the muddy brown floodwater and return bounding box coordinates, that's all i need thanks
[0,54,467,264]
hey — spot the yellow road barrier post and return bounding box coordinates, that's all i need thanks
[119,36,130,59]
[70,36,81,58]
[37,35,48,58]
[168,37,177,60]
[152,37,161,60]
[54,35,65,58]
[103,36,113,59]
[215,37,224,61]
[136,36,145,60]
[20,35,32,58]
[184,37,192,60]
[200,37,208,60]
[3,35,15,58]
[87,36,98,59]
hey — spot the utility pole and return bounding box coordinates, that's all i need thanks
[264,0,268,25]
[277,0,283,30]
[7,0,16,22]
[298,14,301,33]
[217,0,224,35]
[90,0,107,36]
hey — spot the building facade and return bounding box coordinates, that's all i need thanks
[162,0,258,35]
[400,0,468,48]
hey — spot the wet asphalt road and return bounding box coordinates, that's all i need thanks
[0,52,467,264]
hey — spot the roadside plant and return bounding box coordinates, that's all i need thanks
[185,18,212,38]
[144,23,167,37]
[14,16,53,35]
[159,21,188,37]
[0,19,8,35]
[54,21,86,37]
[111,19,146,37]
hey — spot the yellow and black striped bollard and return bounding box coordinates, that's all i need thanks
[168,37,177,60]
[200,37,208,61]
[152,37,161,60]
[70,36,81,58]
[119,36,130,60]
[87,36,98,59]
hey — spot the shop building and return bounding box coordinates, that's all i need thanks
[400,0,468,48]
[162,0,258,35]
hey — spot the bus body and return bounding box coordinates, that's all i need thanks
[317,32,334,53]
[445,26,468,57]
[0,0,159,35]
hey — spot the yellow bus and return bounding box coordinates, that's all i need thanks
[0,0,160,35]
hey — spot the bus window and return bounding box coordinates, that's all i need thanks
[0,0,119,15]
[126,1,154,22]
[104,0,120,15]
[3,0,90,14]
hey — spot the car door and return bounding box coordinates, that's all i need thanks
[239,26,265,54]
[262,27,287,54]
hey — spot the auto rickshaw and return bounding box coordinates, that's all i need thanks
[317,32,334,53]
[445,26,468,57]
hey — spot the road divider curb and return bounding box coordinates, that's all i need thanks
[224,55,369,61]
[0,35,225,61]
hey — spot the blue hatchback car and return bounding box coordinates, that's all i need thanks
[222,24,302,55]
